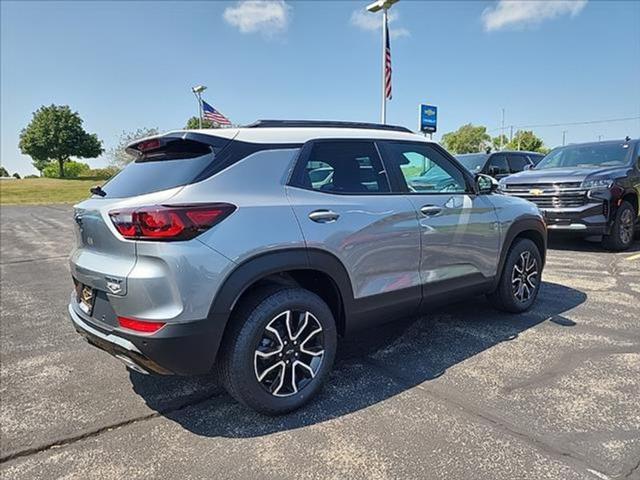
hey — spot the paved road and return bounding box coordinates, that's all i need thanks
[1,205,639,480]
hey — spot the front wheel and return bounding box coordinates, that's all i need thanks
[219,287,337,415]
[602,201,635,251]
[487,238,542,313]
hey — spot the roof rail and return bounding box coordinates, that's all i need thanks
[245,119,413,134]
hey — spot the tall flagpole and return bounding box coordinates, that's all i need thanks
[367,0,397,125]
[381,7,387,124]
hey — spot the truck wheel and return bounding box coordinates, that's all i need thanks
[602,201,635,251]
[219,287,337,415]
[487,238,542,313]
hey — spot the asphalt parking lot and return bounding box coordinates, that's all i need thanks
[1,204,639,480]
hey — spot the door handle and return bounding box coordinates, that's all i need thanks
[309,210,340,223]
[420,205,442,216]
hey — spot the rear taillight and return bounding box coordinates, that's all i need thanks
[118,316,165,333]
[109,204,235,241]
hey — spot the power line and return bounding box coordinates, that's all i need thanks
[488,115,640,132]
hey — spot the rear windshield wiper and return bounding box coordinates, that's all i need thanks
[90,185,107,197]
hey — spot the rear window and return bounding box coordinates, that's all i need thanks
[100,137,224,198]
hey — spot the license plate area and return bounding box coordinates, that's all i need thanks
[76,283,95,316]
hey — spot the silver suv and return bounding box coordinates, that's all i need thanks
[69,120,547,415]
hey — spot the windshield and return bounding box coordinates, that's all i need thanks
[456,154,488,173]
[536,143,631,169]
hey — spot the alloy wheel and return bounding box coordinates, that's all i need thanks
[511,250,538,303]
[619,208,634,246]
[254,310,325,397]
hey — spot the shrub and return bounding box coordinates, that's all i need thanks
[43,161,90,178]
[25,174,40,179]
[79,166,120,180]
[12,173,21,179]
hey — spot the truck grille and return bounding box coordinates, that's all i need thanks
[502,182,587,209]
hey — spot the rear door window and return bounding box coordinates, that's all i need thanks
[294,141,390,194]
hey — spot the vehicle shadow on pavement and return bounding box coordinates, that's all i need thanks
[128,281,586,437]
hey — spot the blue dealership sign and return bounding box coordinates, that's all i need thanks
[419,104,437,133]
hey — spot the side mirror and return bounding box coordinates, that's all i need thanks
[524,164,532,171]
[475,174,499,194]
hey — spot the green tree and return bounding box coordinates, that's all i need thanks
[43,161,90,178]
[441,124,491,154]
[507,130,546,152]
[185,116,217,129]
[108,127,159,168]
[19,105,103,177]
[0,166,8,177]
[492,134,509,151]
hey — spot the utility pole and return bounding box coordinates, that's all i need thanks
[191,85,207,129]
[509,125,514,143]
[367,0,399,124]
[500,108,505,151]
[562,130,568,146]
[598,135,603,142]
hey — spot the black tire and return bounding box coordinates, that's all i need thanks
[218,286,337,415]
[487,238,542,313]
[602,201,636,251]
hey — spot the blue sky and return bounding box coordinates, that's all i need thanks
[1,0,639,175]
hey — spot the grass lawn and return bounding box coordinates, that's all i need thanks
[0,178,102,205]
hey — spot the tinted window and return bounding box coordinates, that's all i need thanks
[456,153,489,173]
[487,154,509,175]
[383,142,468,193]
[102,153,215,198]
[296,141,389,194]
[508,154,530,173]
[101,137,231,198]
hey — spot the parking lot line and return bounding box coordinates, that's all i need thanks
[626,252,640,261]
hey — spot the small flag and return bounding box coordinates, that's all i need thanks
[385,17,392,100]
[202,101,231,126]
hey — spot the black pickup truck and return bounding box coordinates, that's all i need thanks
[499,138,639,250]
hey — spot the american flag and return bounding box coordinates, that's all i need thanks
[202,101,231,126]
[385,17,392,100]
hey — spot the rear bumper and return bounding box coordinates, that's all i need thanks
[68,302,228,375]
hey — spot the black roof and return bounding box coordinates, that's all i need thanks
[245,119,413,134]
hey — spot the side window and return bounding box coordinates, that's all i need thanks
[487,154,509,176]
[296,141,390,194]
[508,154,530,173]
[382,142,468,193]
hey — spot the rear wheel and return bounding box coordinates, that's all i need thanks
[488,238,542,313]
[219,287,337,415]
[602,201,635,251]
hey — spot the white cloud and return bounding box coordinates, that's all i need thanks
[482,0,587,32]
[223,0,291,36]
[350,10,410,38]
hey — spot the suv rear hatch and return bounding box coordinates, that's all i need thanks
[70,131,236,322]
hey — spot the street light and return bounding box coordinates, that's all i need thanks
[366,0,399,124]
[191,85,207,129]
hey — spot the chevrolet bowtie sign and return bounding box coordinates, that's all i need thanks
[419,104,437,134]
[529,189,544,196]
